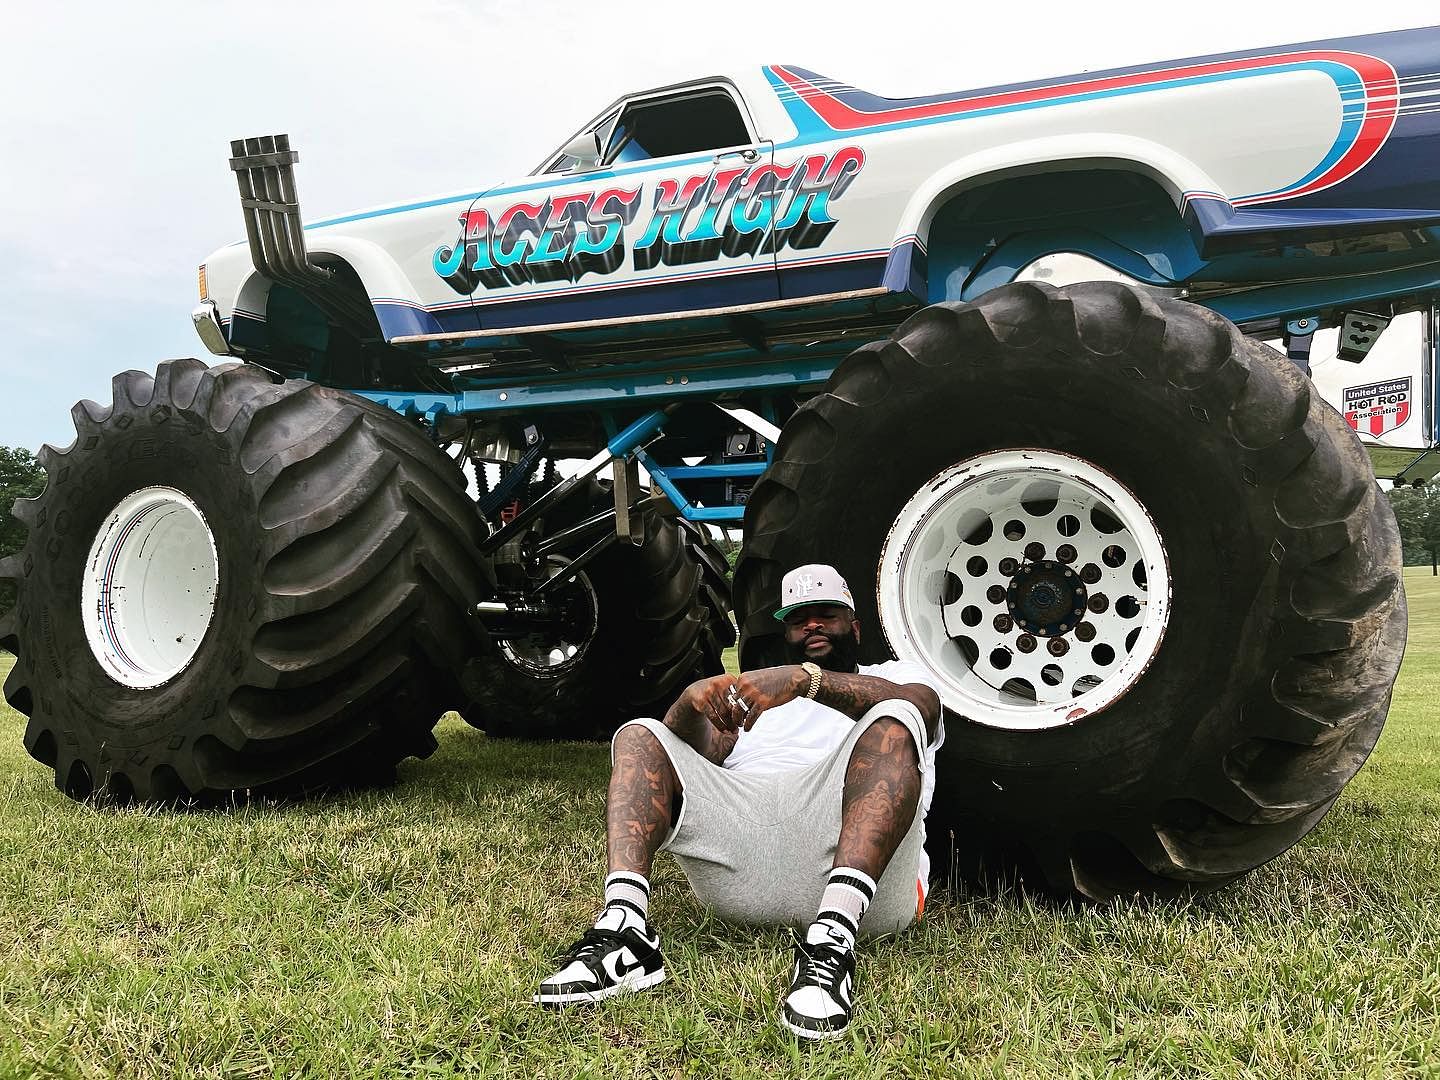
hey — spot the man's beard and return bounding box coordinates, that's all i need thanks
[784,629,861,673]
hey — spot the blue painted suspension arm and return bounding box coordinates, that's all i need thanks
[607,409,669,457]
[477,408,671,553]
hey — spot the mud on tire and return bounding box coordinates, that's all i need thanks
[0,360,490,802]
[736,281,1406,900]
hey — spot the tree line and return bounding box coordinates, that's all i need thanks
[1388,483,1440,574]
[0,448,45,616]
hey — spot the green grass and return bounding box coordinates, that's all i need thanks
[1368,444,1429,478]
[1,577,1438,1077]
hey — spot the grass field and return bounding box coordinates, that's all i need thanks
[1367,445,1427,479]
[1,575,1438,1078]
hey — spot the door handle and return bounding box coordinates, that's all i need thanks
[714,148,760,164]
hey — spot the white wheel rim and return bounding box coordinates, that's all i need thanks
[878,449,1170,731]
[81,487,220,690]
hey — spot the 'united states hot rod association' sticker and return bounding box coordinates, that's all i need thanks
[1344,377,1411,437]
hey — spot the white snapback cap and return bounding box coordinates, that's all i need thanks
[774,563,855,620]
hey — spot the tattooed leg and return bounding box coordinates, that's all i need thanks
[835,717,921,880]
[607,725,681,878]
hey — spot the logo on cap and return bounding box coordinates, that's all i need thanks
[774,563,854,620]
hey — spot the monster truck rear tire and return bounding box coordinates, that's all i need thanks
[0,360,489,802]
[463,495,734,740]
[735,281,1406,900]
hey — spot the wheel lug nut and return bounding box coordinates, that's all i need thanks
[1088,594,1109,614]
[986,585,1006,604]
[999,557,1019,577]
[1047,637,1069,656]
[1080,563,1102,584]
[1057,544,1077,563]
[1075,623,1097,642]
[1016,634,1037,653]
[1023,542,1046,562]
[993,614,1013,633]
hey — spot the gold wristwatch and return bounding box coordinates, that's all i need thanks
[800,662,823,700]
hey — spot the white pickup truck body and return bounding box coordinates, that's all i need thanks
[200,26,1440,366]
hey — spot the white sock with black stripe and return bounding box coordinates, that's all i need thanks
[807,867,876,950]
[594,871,650,933]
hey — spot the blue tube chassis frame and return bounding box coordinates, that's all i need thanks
[351,294,1440,525]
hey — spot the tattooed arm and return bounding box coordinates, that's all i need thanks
[812,670,941,741]
[661,674,742,766]
[729,666,942,742]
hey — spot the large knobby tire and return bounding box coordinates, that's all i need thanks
[0,360,491,802]
[735,281,1406,901]
[463,495,734,740]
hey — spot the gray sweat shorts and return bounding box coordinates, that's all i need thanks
[612,700,929,939]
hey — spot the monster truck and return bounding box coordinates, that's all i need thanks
[4,26,1437,900]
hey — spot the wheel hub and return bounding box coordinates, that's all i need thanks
[1007,560,1087,638]
[877,449,1170,731]
[497,559,599,677]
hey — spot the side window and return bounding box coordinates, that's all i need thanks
[604,89,750,165]
[548,150,582,175]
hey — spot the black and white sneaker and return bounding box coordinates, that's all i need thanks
[781,930,856,1039]
[533,924,665,1006]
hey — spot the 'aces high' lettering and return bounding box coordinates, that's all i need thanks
[434,147,865,294]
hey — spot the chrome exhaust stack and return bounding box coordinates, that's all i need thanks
[229,134,378,339]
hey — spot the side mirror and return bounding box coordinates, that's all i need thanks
[561,130,602,172]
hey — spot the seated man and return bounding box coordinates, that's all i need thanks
[534,564,943,1039]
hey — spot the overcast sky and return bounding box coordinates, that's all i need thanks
[1,0,1435,453]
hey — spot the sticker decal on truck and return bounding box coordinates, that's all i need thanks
[1344,376,1412,437]
[432,147,865,294]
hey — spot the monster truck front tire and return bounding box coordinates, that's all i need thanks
[0,360,490,802]
[735,281,1406,900]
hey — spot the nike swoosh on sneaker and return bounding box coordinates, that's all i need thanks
[602,948,645,983]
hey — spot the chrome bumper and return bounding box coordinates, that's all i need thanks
[191,301,231,357]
